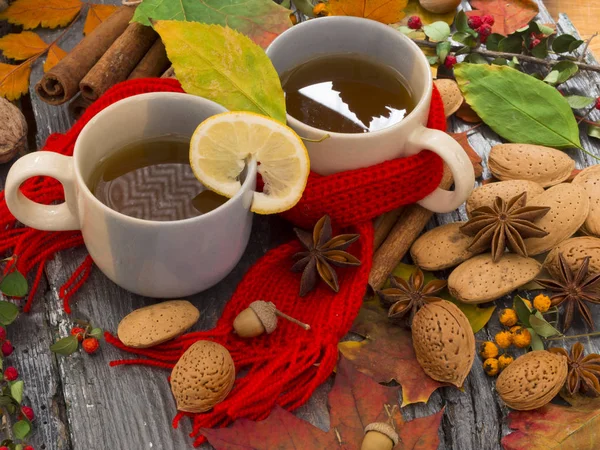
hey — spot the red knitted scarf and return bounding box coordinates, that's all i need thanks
[0,79,446,446]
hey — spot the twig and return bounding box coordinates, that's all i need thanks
[412,39,600,74]
[579,32,598,62]
[1,406,14,441]
[545,331,600,341]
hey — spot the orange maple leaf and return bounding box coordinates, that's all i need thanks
[0,0,82,29]
[0,31,48,60]
[0,62,31,101]
[84,4,119,35]
[326,0,408,24]
[44,44,67,73]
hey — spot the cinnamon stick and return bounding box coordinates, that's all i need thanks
[128,40,170,80]
[80,23,158,101]
[68,94,92,120]
[368,168,453,291]
[35,6,134,105]
[373,207,404,251]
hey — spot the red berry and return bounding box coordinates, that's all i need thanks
[1,340,13,357]
[467,15,483,30]
[482,14,495,26]
[23,446,34,450]
[595,97,600,110]
[0,326,6,342]
[407,16,422,30]
[21,405,34,421]
[530,38,541,49]
[444,55,458,69]
[71,327,85,342]
[478,24,493,43]
[4,366,18,381]
[82,337,99,354]
[0,446,9,450]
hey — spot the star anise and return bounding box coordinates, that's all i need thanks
[460,192,550,262]
[549,342,600,397]
[291,215,361,297]
[376,267,446,326]
[536,254,600,332]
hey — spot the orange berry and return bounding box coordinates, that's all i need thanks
[82,337,99,354]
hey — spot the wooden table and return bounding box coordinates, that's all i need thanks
[2,1,600,449]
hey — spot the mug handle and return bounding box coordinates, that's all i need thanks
[5,152,81,231]
[407,126,475,213]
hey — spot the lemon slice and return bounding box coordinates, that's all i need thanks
[190,111,310,214]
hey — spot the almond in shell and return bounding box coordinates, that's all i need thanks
[496,350,567,411]
[448,253,541,304]
[488,144,574,187]
[544,236,600,279]
[572,164,600,237]
[170,340,235,413]
[411,300,475,387]
[523,183,590,256]
[117,300,200,348]
[410,222,477,271]
[466,180,545,218]
[433,79,463,117]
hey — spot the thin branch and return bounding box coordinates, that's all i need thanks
[545,331,600,341]
[579,32,598,62]
[1,406,14,441]
[412,39,600,74]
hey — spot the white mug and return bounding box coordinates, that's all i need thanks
[5,93,257,298]
[266,16,474,213]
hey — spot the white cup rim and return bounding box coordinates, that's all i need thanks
[266,16,434,139]
[73,92,256,227]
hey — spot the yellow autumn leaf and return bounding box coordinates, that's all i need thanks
[399,0,455,25]
[0,0,82,29]
[0,31,47,60]
[84,4,119,35]
[44,44,67,73]
[326,0,408,24]
[0,62,31,101]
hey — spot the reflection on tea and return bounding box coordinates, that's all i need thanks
[281,53,415,134]
[89,136,228,221]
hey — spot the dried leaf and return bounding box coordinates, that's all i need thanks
[0,62,31,101]
[201,358,444,449]
[449,131,483,177]
[84,4,119,36]
[0,0,82,29]
[467,0,539,35]
[133,0,292,48]
[397,0,454,25]
[455,101,482,123]
[0,31,47,60]
[327,0,408,24]
[154,21,286,123]
[43,44,67,73]
[502,396,600,449]
[338,298,447,406]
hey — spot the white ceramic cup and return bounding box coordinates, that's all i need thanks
[266,16,474,213]
[5,93,257,298]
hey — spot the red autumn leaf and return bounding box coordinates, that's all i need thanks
[201,357,444,449]
[449,131,483,178]
[467,0,539,35]
[502,396,600,450]
[338,299,447,406]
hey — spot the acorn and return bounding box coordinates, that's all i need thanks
[361,422,399,450]
[233,301,310,338]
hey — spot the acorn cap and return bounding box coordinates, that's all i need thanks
[364,422,399,446]
[248,301,277,334]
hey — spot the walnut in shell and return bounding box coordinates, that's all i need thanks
[0,97,27,164]
[411,300,475,387]
[170,341,235,413]
[496,350,567,411]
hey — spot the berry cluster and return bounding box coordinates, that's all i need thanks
[71,327,100,354]
[51,321,103,357]
[467,14,495,44]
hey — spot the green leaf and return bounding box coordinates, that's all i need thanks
[464,53,489,64]
[0,395,14,406]
[12,420,30,440]
[508,56,520,68]
[588,123,600,140]
[455,63,582,149]
[513,295,532,328]
[529,311,562,338]
[0,301,18,326]
[565,95,596,109]
[436,41,451,62]
[15,444,23,450]
[154,21,286,123]
[9,380,23,404]
[397,25,413,35]
[544,61,579,85]
[531,38,549,59]
[455,46,471,56]
[455,10,476,36]
[50,335,79,356]
[0,271,27,298]
[491,57,508,65]
[453,31,477,48]
[426,56,439,65]
[528,328,545,351]
[485,33,505,51]
[132,0,292,49]
[89,328,103,339]
[423,21,450,42]
[499,35,523,53]
[531,22,555,37]
[552,34,584,53]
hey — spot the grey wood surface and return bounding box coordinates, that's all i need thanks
[1,1,599,449]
